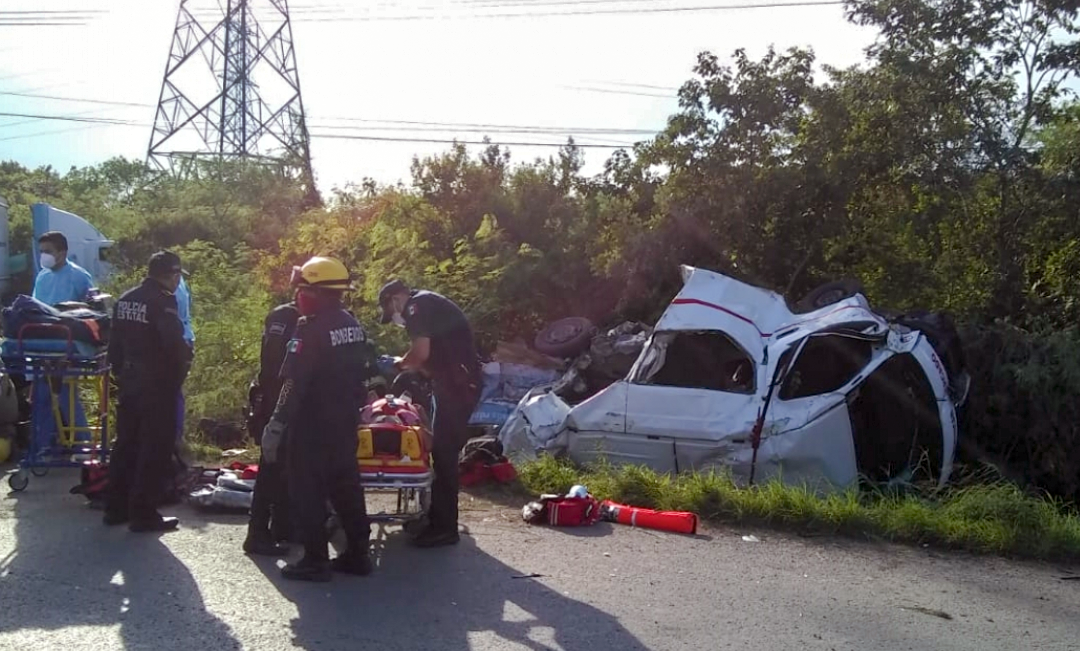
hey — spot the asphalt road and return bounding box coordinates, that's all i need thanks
[1,467,1077,651]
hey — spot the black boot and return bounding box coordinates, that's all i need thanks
[281,556,332,582]
[129,514,180,533]
[331,538,373,576]
[410,526,460,548]
[244,527,289,556]
[102,510,129,526]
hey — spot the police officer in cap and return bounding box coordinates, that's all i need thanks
[242,296,300,556]
[104,251,193,532]
[378,279,481,548]
[262,256,375,581]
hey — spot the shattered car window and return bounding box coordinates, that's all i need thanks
[635,331,755,394]
[779,334,874,400]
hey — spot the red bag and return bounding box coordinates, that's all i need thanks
[458,459,517,487]
[228,461,259,480]
[459,461,491,487]
[545,495,602,527]
[489,461,517,483]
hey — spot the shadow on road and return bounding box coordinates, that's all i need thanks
[0,469,241,650]
[254,524,652,651]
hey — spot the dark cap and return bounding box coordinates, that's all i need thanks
[378,279,409,324]
[148,250,183,277]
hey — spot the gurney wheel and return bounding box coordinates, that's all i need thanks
[31,467,48,477]
[8,471,28,492]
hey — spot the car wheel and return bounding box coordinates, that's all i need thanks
[796,279,865,313]
[534,317,596,358]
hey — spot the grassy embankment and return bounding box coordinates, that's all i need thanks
[515,455,1080,561]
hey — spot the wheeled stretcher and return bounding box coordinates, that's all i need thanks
[355,396,433,524]
[1,324,111,492]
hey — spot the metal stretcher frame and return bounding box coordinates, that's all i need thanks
[356,397,434,525]
[2,324,111,492]
[360,468,433,523]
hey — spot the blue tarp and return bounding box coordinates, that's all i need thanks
[469,362,560,427]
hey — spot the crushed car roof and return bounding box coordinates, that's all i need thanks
[656,265,888,360]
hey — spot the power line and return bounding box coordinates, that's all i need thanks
[562,84,673,98]
[0,90,153,109]
[0,10,107,15]
[0,110,641,148]
[310,132,633,148]
[0,105,118,131]
[188,0,843,22]
[5,0,842,29]
[0,111,135,126]
[314,121,657,135]
[0,82,675,117]
[0,94,662,134]
[0,124,107,143]
[0,21,89,26]
[582,79,682,92]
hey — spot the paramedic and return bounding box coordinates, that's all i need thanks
[242,297,300,556]
[103,251,193,533]
[22,230,95,435]
[378,279,481,548]
[261,256,374,581]
[33,231,94,306]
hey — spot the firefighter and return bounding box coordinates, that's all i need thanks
[378,279,481,548]
[103,251,193,532]
[261,256,374,581]
[242,297,300,556]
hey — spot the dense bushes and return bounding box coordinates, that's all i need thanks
[961,324,1080,500]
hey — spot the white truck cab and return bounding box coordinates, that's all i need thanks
[30,203,114,282]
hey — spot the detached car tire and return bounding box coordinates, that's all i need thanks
[796,279,865,313]
[534,317,596,359]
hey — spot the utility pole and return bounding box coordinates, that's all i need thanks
[146,0,315,197]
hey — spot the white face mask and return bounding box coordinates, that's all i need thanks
[391,312,406,328]
[40,253,56,270]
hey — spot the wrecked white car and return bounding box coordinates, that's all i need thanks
[499,265,971,492]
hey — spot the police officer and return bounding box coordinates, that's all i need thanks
[261,256,374,581]
[103,251,193,532]
[378,279,481,548]
[242,297,300,556]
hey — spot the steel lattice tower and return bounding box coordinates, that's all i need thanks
[147,0,314,190]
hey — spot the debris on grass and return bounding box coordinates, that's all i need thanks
[516,455,1080,561]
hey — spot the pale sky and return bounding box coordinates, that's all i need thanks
[0,0,876,194]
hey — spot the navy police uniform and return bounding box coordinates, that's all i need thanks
[401,290,481,538]
[269,305,374,565]
[245,302,300,548]
[105,261,193,530]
